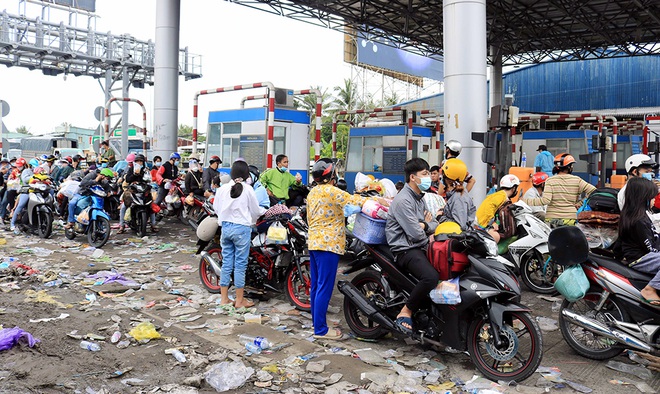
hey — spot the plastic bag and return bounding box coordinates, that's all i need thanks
[76,207,90,225]
[6,178,19,191]
[0,326,40,351]
[423,193,446,215]
[124,207,131,222]
[205,360,254,392]
[184,195,195,206]
[128,321,162,340]
[380,178,397,198]
[266,221,288,244]
[354,172,371,192]
[554,264,589,302]
[344,204,361,217]
[429,277,461,304]
[362,199,388,219]
[58,180,80,199]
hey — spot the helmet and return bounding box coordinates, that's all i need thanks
[33,173,49,182]
[248,165,260,183]
[336,178,348,191]
[434,221,463,236]
[126,153,135,163]
[89,185,106,197]
[64,156,73,164]
[312,158,336,184]
[40,154,49,162]
[624,153,657,173]
[100,168,114,178]
[442,158,468,182]
[188,153,200,161]
[32,167,45,175]
[196,216,219,242]
[46,155,56,162]
[170,152,181,160]
[15,158,26,168]
[209,155,222,164]
[133,154,146,163]
[72,154,82,162]
[445,140,462,155]
[100,157,109,163]
[500,174,521,189]
[531,172,549,186]
[553,153,576,168]
[29,158,39,168]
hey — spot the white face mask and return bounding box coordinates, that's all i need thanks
[134,163,143,171]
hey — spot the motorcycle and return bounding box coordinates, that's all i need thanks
[125,182,154,237]
[339,229,543,382]
[549,226,660,359]
[65,185,112,248]
[157,177,187,223]
[196,209,312,311]
[499,201,560,294]
[16,183,55,238]
[104,178,122,221]
[184,194,206,230]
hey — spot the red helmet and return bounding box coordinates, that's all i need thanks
[15,158,26,168]
[64,156,73,164]
[532,172,549,186]
[554,153,576,168]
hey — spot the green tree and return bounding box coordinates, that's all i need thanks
[332,79,358,119]
[178,124,193,139]
[379,91,401,108]
[15,125,30,134]
[319,124,349,159]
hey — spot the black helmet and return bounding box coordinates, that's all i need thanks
[312,158,336,184]
[336,178,347,191]
[134,154,146,163]
[72,154,82,162]
[248,165,260,182]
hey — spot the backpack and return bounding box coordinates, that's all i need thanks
[586,187,619,214]
[495,201,517,239]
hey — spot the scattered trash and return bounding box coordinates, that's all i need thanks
[238,334,272,350]
[29,313,70,323]
[79,340,101,352]
[535,316,559,331]
[110,331,122,343]
[43,279,63,287]
[165,348,186,362]
[0,327,40,351]
[566,380,593,393]
[609,379,658,393]
[128,322,161,341]
[354,348,387,365]
[87,271,138,287]
[606,360,653,380]
[24,290,73,308]
[243,313,262,324]
[205,360,254,392]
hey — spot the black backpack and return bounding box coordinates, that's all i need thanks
[586,187,620,214]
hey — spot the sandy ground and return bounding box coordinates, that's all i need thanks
[0,219,658,394]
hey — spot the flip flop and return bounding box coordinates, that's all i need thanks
[395,316,413,335]
[313,328,343,340]
[642,298,660,306]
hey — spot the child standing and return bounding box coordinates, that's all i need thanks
[475,174,520,243]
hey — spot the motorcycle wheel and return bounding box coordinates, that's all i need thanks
[135,210,147,237]
[558,291,628,359]
[467,311,543,382]
[199,247,223,293]
[285,258,311,311]
[37,211,53,239]
[88,217,111,248]
[65,226,76,240]
[520,250,560,294]
[343,270,390,339]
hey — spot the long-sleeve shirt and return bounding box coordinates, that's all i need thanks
[185,170,205,197]
[260,168,300,200]
[523,174,596,219]
[438,189,476,231]
[476,190,508,228]
[534,151,554,177]
[308,184,367,254]
[253,181,270,208]
[523,187,546,214]
[620,215,660,262]
[386,184,438,253]
[202,167,220,191]
[213,181,265,227]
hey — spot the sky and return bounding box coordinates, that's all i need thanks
[0,0,350,135]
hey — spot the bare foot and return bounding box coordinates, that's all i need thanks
[641,286,660,305]
[235,300,255,308]
[219,299,233,306]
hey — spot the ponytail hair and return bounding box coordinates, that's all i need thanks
[229,160,250,199]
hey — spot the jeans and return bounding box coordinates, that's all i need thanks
[219,221,252,288]
[631,252,660,290]
[0,189,17,219]
[119,203,156,226]
[395,248,440,312]
[309,250,340,336]
[68,194,82,223]
[155,185,168,205]
[10,193,29,228]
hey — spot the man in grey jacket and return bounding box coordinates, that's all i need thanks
[386,158,440,334]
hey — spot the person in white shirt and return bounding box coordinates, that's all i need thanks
[523,172,549,220]
[213,160,266,309]
[618,154,657,211]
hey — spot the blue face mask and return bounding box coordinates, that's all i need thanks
[642,172,654,181]
[101,163,108,168]
[174,160,180,166]
[278,166,288,172]
[418,176,432,191]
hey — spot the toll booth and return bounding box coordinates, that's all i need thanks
[206,107,311,180]
[344,124,435,192]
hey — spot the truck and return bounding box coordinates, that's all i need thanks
[20,136,78,160]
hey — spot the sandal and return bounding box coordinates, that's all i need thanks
[395,316,413,335]
[64,222,74,230]
[117,225,126,234]
[313,328,343,340]
[151,225,159,233]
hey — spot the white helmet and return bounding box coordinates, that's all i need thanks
[196,216,219,241]
[625,154,657,174]
[500,174,521,189]
[445,140,462,155]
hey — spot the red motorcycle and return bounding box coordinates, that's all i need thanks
[158,177,187,223]
[196,208,311,311]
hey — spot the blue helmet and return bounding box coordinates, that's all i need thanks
[29,158,39,168]
[170,152,181,160]
[40,154,49,162]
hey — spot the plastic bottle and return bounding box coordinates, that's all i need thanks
[44,279,63,287]
[521,152,527,167]
[244,342,262,354]
[110,331,121,344]
[171,349,187,362]
[79,340,101,352]
[238,334,271,350]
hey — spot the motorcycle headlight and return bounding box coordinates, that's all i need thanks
[483,237,498,257]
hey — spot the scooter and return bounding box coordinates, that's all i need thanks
[499,201,559,294]
[65,185,111,248]
[549,226,660,359]
[17,183,55,238]
[157,177,187,223]
[126,182,154,237]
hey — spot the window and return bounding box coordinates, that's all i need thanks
[220,123,242,167]
[569,138,587,172]
[274,126,286,156]
[346,136,383,172]
[546,140,568,159]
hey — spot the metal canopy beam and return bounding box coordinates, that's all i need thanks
[226,0,660,65]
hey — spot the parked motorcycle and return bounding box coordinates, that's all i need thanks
[196,209,312,311]
[16,183,55,238]
[126,182,154,237]
[340,229,543,382]
[549,226,660,359]
[184,194,206,230]
[104,178,122,221]
[157,177,187,223]
[499,201,560,294]
[65,185,111,248]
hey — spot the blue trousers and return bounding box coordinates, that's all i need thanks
[220,221,252,288]
[10,193,29,227]
[632,252,660,290]
[309,250,340,336]
[68,194,82,223]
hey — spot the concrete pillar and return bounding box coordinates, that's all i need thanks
[121,67,129,159]
[443,0,488,204]
[153,0,180,160]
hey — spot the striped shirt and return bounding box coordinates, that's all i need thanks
[523,174,596,219]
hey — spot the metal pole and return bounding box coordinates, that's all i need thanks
[121,67,129,159]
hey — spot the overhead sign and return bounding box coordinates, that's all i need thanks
[43,0,96,12]
[112,128,138,137]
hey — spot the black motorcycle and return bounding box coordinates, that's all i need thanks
[104,178,121,221]
[16,183,55,238]
[339,229,543,382]
[125,183,153,237]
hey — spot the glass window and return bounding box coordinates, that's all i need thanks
[223,123,241,134]
[569,139,587,172]
[274,126,286,156]
[221,137,239,167]
[274,126,285,138]
[364,137,381,146]
[546,140,568,159]
[208,124,221,145]
[347,137,363,172]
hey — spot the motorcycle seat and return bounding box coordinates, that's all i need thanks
[588,253,654,282]
[370,244,395,262]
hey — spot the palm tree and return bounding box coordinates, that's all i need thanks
[332,79,358,121]
[293,86,333,121]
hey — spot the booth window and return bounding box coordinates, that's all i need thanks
[221,122,242,167]
[207,124,222,159]
[274,126,286,155]
[347,136,383,172]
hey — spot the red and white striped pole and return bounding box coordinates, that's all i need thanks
[407,110,414,160]
[293,89,323,162]
[192,82,275,166]
[104,97,148,156]
[606,116,618,174]
[240,94,268,108]
[597,115,603,185]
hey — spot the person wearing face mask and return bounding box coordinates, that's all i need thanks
[618,154,659,211]
[150,156,162,187]
[260,154,303,206]
[203,156,222,194]
[385,158,440,334]
[155,152,181,206]
[185,158,205,199]
[118,154,158,233]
